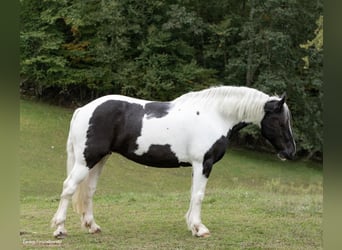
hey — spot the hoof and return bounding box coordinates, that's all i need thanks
[191,224,210,238]
[84,221,102,234]
[53,230,67,239]
[199,232,211,238]
[89,227,101,234]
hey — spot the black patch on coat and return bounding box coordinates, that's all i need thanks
[202,136,228,178]
[227,122,249,139]
[145,102,171,119]
[84,100,145,168]
[128,144,191,168]
[202,122,249,178]
[84,100,187,169]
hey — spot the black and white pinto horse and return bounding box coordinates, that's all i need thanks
[51,86,296,238]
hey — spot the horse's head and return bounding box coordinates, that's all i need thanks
[261,93,296,161]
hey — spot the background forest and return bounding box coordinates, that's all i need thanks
[20,0,323,161]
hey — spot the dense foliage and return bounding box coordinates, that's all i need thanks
[20,0,323,160]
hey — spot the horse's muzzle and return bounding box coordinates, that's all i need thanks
[277,150,295,161]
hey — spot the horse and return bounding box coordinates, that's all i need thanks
[51,86,296,238]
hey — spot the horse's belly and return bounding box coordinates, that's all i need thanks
[123,144,191,168]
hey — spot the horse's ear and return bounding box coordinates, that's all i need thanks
[264,93,286,113]
[275,92,286,112]
[279,92,286,106]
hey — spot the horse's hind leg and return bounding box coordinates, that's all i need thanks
[73,156,108,233]
[51,162,89,238]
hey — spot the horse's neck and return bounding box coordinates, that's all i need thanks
[217,92,268,126]
[174,87,269,126]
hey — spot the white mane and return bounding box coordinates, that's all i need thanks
[174,86,280,125]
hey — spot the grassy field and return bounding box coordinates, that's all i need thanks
[20,100,322,249]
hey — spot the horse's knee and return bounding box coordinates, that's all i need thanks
[193,191,205,204]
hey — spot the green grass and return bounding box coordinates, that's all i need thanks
[20,99,322,249]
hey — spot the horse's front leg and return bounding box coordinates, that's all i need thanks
[186,161,211,237]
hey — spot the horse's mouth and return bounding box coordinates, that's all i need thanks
[277,153,287,161]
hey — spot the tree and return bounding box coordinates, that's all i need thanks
[300,15,323,69]
[20,0,323,160]
[297,15,323,159]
